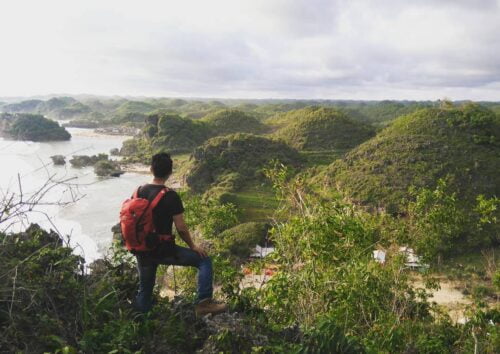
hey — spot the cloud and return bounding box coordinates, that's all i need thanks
[0,0,499,100]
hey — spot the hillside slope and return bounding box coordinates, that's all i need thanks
[324,104,500,211]
[186,133,301,193]
[201,109,267,135]
[272,107,375,150]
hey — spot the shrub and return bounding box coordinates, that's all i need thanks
[94,160,122,177]
[407,179,500,260]
[216,222,269,261]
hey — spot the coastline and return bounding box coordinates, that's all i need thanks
[120,162,183,189]
[67,127,134,139]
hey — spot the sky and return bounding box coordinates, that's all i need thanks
[0,0,499,100]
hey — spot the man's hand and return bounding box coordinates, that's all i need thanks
[173,214,208,257]
[191,245,208,258]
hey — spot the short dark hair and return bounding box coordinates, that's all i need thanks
[151,153,173,178]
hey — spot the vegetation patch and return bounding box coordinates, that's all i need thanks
[69,153,109,168]
[94,160,123,177]
[324,104,500,212]
[272,107,375,150]
[0,113,71,141]
[201,109,268,135]
[186,133,301,193]
[227,185,279,222]
[143,113,212,154]
[213,222,270,263]
[50,155,66,165]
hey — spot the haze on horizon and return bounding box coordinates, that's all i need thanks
[0,0,499,101]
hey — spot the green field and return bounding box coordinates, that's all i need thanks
[231,184,279,222]
[300,149,349,167]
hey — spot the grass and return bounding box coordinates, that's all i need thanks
[436,249,499,280]
[300,149,350,167]
[231,184,279,222]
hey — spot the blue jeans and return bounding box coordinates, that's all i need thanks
[135,245,213,313]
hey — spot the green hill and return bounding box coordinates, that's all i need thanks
[147,113,211,153]
[114,100,157,114]
[346,100,433,126]
[272,107,375,150]
[1,97,94,121]
[1,99,44,113]
[0,113,71,141]
[324,104,500,212]
[186,133,301,193]
[42,97,78,111]
[201,109,267,135]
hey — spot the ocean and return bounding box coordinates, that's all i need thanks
[0,128,149,263]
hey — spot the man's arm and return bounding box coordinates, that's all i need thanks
[173,213,207,257]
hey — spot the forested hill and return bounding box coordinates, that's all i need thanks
[325,104,500,212]
[0,113,71,141]
[3,95,498,129]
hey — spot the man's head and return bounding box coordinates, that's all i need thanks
[151,153,173,179]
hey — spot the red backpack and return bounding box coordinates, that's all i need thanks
[120,186,173,252]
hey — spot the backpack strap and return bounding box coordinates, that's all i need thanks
[150,186,169,210]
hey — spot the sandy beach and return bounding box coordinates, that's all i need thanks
[69,127,134,139]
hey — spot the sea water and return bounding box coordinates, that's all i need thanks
[0,128,148,263]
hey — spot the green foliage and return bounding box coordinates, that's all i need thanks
[325,104,500,213]
[228,184,280,222]
[406,179,499,259]
[181,192,240,238]
[0,227,209,353]
[475,194,500,235]
[1,113,71,141]
[150,113,212,153]
[69,153,109,167]
[186,133,301,193]
[407,179,467,259]
[124,109,269,161]
[272,107,375,150]
[120,137,154,164]
[216,222,269,261]
[56,103,93,120]
[1,99,44,113]
[93,160,122,177]
[297,315,365,354]
[254,167,499,352]
[0,225,84,352]
[345,100,433,125]
[201,109,268,135]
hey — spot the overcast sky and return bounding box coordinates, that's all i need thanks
[0,0,499,100]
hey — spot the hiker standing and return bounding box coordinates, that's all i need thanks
[121,152,227,316]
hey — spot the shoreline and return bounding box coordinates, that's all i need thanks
[120,162,183,189]
[67,127,134,139]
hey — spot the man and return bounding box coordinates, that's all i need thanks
[133,152,227,316]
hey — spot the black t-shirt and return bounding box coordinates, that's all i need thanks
[136,184,184,235]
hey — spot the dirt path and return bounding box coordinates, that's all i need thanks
[414,279,472,323]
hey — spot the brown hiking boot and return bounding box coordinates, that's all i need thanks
[195,298,228,317]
